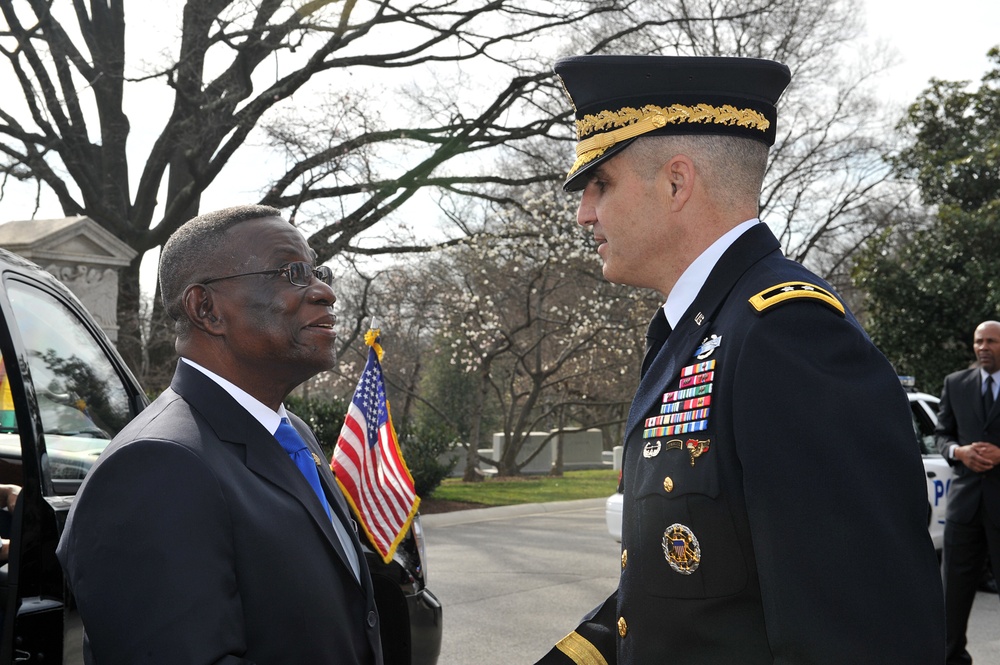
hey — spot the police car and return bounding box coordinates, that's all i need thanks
[0,248,441,664]
[606,378,953,553]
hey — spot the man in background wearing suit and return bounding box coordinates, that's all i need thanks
[936,319,1000,665]
[57,205,383,664]
[536,55,945,664]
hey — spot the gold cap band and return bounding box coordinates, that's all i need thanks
[568,103,771,179]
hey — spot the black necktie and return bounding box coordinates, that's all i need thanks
[985,376,995,415]
[641,308,671,378]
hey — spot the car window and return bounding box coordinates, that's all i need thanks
[5,280,132,489]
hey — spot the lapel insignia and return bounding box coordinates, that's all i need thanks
[643,440,662,458]
[694,311,705,325]
[663,523,701,575]
[311,452,323,467]
[694,334,722,360]
[686,438,710,466]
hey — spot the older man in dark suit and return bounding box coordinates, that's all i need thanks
[936,319,1000,665]
[57,205,383,664]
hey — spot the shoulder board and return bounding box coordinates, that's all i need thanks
[748,281,845,316]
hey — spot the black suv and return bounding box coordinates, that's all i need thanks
[0,247,441,664]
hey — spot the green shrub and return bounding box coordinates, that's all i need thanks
[401,431,459,498]
[285,395,347,460]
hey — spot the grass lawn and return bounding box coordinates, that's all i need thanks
[428,468,619,508]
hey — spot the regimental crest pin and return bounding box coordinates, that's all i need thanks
[662,523,701,575]
[694,334,722,360]
[643,440,662,458]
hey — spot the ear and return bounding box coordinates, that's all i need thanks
[181,284,225,335]
[663,153,695,212]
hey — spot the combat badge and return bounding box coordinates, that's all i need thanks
[694,334,722,360]
[662,523,701,575]
[643,440,662,458]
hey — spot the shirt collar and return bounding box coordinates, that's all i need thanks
[980,367,1000,387]
[663,218,762,328]
[181,357,286,433]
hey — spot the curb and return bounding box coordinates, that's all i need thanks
[419,497,607,528]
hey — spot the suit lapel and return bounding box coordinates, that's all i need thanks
[968,368,1000,426]
[170,363,362,585]
[624,223,781,441]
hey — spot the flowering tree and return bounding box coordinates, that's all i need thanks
[428,189,655,478]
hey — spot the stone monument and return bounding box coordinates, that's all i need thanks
[0,216,137,343]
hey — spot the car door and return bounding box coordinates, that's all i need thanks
[0,260,146,664]
[910,394,951,551]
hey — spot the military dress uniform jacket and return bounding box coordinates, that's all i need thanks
[935,367,1000,525]
[538,223,945,665]
[57,361,383,665]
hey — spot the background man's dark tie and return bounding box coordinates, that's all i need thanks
[985,375,995,415]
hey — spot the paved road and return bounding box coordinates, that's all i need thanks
[422,498,1000,664]
[422,499,619,664]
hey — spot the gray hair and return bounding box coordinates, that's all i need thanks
[625,134,768,209]
[159,204,285,325]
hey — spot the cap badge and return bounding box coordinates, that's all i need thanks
[663,523,701,575]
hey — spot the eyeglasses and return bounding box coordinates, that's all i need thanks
[201,261,334,288]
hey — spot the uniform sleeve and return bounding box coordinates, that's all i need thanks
[535,591,618,665]
[57,440,252,665]
[731,302,944,662]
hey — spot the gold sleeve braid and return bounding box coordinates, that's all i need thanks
[554,631,610,665]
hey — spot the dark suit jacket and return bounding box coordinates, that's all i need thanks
[538,223,944,664]
[57,361,383,664]
[935,367,1000,526]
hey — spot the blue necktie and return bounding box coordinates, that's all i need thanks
[274,418,332,521]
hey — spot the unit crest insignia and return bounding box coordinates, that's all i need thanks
[662,523,701,575]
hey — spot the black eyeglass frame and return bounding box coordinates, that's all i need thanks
[200,261,333,288]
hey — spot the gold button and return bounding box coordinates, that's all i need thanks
[618,616,628,638]
[663,476,674,492]
[621,549,628,569]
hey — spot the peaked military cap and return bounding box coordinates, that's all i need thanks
[554,55,792,191]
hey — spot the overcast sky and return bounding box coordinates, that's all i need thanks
[2,1,998,231]
[862,0,1000,107]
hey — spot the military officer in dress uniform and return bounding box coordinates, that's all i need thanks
[535,55,945,665]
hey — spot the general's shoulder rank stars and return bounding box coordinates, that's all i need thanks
[748,281,845,316]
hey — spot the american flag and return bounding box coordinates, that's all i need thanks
[332,328,420,563]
